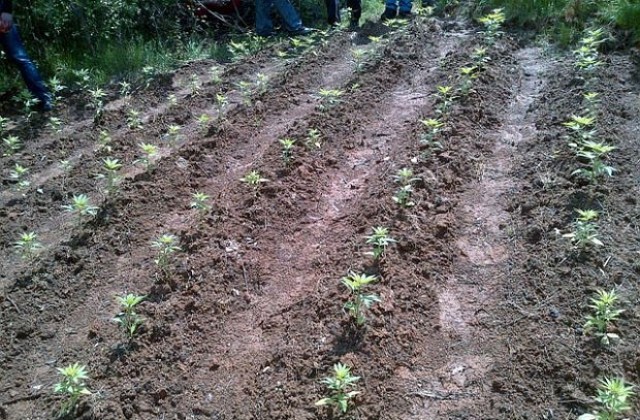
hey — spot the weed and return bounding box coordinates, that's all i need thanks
[435,85,457,116]
[62,194,99,221]
[365,226,395,260]
[305,128,322,150]
[119,81,131,98]
[316,89,344,111]
[136,143,158,169]
[563,209,603,248]
[392,168,420,207]
[0,115,10,135]
[54,363,91,416]
[279,138,296,165]
[190,192,212,217]
[564,115,596,144]
[573,141,616,182]
[126,109,143,130]
[478,8,505,45]
[151,233,181,273]
[578,377,634,420]
[315,363,360,413]
[341,272,381,326]
[240,170,268,195]
[3,135,22,156]
[14,232,42,260]
[9,163,30,191]
[113,294,145,339]
[583,289,623,346]
[574,28,605,74]
[48,76,66,102]
[100,158,123,194]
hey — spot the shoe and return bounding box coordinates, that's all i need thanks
[37,100,53,113]
[289,26,314,36]
[398,10,413,19]
[380,8,397,21]
[257,30,276,37]
[349,19,359,30]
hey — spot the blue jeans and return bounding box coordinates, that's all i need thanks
[385,0,412,13]
[0,25,51,104]
[255,0,303,35]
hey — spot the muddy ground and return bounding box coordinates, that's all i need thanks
[1,13,640,420]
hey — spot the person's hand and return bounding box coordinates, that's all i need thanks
[0,13,14,33]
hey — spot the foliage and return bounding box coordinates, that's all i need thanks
[562,209,603,248]
[190,192,212,217]
[113,294,146,339]
[151,233,181,273]
[578,377,634,420]
[14,232,43,260]
[583,289,623,346]
[54,362,91,416]
[341,272,381,325]
[62,194,99,221]
[240,170,268,195]
[365,226,395,260]
[315,363,361,413]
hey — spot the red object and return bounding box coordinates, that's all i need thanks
[192,0,242,16]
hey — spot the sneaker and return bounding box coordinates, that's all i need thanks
[289,26,314,36]
[380,8,397,21]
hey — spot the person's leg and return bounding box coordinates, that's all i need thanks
[0,26,51,107]
[347,0,361,25]
[325,0,341,25]
[381,0,398,20]
[255,0,275,35]
[272,0,304,32]
[398,0,412,14]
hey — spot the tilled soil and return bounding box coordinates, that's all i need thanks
[1,15,640,420]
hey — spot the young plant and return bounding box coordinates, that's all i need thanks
[165,124,182,146]
[215,93,228,122]
[235,81,253,106]
[190,192,212,217]
[188,74,201,96]
[305,128,322,150]
[62,194,99,221]
[136,143,158,169]
[9,163,30,191]
[151,233,181,273]
[341,272,381,326]
[458,66,477,96]
[89,87,106,121]
[365,226,395,260]
[196,114,211,133]
[14,231,42,260]
[119,81,132,98]
[392,168,420,207]
[240,170,268,195]
[47,117,64,133]
[574,28,605,75]
[316,89,344,111]
[100,157,123,194]
[54,363,91,416]
[420,118,445,149]
[113,294,146,339]
[583,92,600,118]
[209,66,222,84]
[315,363,361,413]
[97,130,112,153]
[563,209,603,248]
[59,159,72,190]
[351,48,368,73]
[435,85,457,116]
[3,135,22,156]
[573,141,616,182]
[167,93,178,107]
[255,73,269,95]
[126,109,143,130]
[563,115,596,145]
[0,115,10,136]
[48,76,66,102]
[583,289,623,346]
[478,8,505,45]
[471,46,490,70]
[279,138,296,165]
[578,377,634,420]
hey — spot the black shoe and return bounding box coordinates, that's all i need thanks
[380,8,397,21]
[398,10,413,19]
[349,19,359,30]
[36,100,53,113]
[289,26,314,36]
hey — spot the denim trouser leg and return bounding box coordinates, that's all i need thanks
[385,0,398,11]
[273,0,303,31]
[399,0,412,13]
[325,0,340,24]
[255,0,275,35]
[0,26,51,103]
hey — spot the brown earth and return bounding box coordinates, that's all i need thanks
[1,13,640,420]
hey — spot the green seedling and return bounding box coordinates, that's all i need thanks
[113,294,145,339]
[196,113,211,133]
[316,89,344,111]
[471,47,490,70]
[240,170,268,195]
[351,48,368,73]
[62,194,99,221]
[47,117,64,133]
[583,92,600,118]
[574,29,605,74]
[215,93,228,122]
[478,8,505,45]
[97,130,112,153]
[305,128,322,149]
[255,73,269,95]
[583,289,623,346]
[0,115,10,135]
[59,160,72,190]
[209,66,222,84]
[72,68,91,90]
[365,226,395,260]
[9,163,30,191]
[89,88,106,121]
[578,377,634,420]
[279,138,296,165]
[573,141,616,182]
[48,76,66,102]
[392,168,420,208]
[151,233,181,273]
[563,115,596,144]
[119,81,132,98]
[435,85,457,116]
[14,231,42,260]
[3,135,22,156]
[316,363,361,413]
[126,109,143,130]
[190,192,212,217]
[136,143,158,169]
[54,362,91,416]
[165,124,182,146]
[100,157,123,194]
[563,209,603,248]
[189,74,201,96]
[458,66,478,96]
[229,39,250,61]
[394,167,419,186]
[420,118,444,148]
[235,81,254,106]
[341,272,381,326]
[167,94,178,107]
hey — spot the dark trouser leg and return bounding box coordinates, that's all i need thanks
[347,0,361,22]
[325,0,341,25]
[0,26,51,104]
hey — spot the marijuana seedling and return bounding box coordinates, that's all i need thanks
[435,85,457,116]
[3,135,22,156]
[235,81,253,106]
[136,143,158,169]
[89,88,106,121]
[189,74,201,96]
[152,233,181,273]
[478,8,505,45]
[316,89,344,111]
[471,47,490,70]
[113,294,145,339]
[215,93,228,122]
[14,232,42,260]
[63,194,99,221]
[190,192,212,217]
[583,289,623,346]
[240,170,268,195]
[305,128,322,150]
[351,48,368,73]
[420,118,445,151]
[392,168,420,207]
[54,363,91,416]
[341,272,381,326]
[97,130,112,153]
[315,363,361,413]
[9,163,30,191]
[583,92,600,118]
[126,109,143,130]
[458,66,478,96]
[563,209,603,248]
[573,141,616,182]
[578,377,634,420]
[167,94,178,107]
[196,114,211,133]
[165,124,182,146]
[209,66,222,84]
[255,73,269,95]
[563,115,596,145]
[47,117,64,133]
[279,138,296,165]
[100,157,123,194]
[365,226,395,260]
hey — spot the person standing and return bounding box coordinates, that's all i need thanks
[381,0,413,20]
[255,0,314,37]
[326,0,361,29]
[0,0,52,111]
